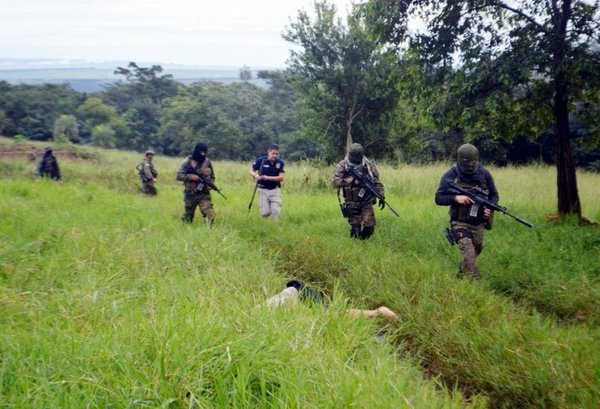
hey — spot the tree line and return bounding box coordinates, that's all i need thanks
[0,1,598,216]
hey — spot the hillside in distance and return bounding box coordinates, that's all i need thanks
[0,59,274,92]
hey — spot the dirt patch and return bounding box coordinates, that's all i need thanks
[0,143,83,160]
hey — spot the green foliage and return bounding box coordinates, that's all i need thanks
[91,124,117,149]
[76,96,120,128]
[283,1,400,162]
[0,81,83,140]
[363,0,600,215]
[52,114,79,144]
[1,140,599,407]
[239,65,252,81]
[1,151,487,408]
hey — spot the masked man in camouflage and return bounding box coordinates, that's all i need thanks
[35,146,62,182]
[435,144,499,280]
[332,143,385,240]
[176,143,215,226]
[137,149,158,195]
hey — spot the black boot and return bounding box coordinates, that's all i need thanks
[350,225,361,239]
[361,225,374,240]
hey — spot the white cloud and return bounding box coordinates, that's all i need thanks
[1,0,354,67]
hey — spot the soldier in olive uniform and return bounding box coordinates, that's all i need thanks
[435,144,499,280]
[331,143,385,240]
[138,149,158,195]
[176,143,216,226]
[35,146,62,182]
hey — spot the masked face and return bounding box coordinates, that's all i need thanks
[348,143,364,165]
[457,144,479,174]
[192,143,208,162]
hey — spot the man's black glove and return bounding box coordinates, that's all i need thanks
[378,198,385,210]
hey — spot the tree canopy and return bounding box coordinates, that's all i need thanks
[363,0,600,217]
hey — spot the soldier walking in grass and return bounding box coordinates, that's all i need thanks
[176,143,216,226]
[249,144,285,221]
[137,149,158,195]
[331,143,385,240]
[35,146,62,182]
[435,143,499,280]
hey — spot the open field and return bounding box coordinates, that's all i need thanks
[1,138,599,407]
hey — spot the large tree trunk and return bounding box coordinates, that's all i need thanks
[345,117,353,153]
[553,0,581,218]
[554,80,581,217]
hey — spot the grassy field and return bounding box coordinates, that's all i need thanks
[1,138,599,408]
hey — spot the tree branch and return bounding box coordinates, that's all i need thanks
[491,1,551,34]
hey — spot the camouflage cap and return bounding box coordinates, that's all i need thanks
[145,149,155,156]
[457,143,479,174]
[348,143,364,165]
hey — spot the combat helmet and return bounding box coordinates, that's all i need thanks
[348,143,364,165]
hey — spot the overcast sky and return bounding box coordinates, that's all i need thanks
[1,0,354,68]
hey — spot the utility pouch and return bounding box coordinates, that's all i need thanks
[485,211,494,230]
[340,202,351,218]
[469,203,480,218]
[358,188,366,199]
[444,228,458,246]
[196,183,205,192]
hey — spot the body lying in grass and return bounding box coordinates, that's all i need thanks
[266,280,398,321]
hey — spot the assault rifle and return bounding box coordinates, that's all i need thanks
[185,165,228,200]
[247,159,265,212]
[448,182,532,228]
[346,166,400,217]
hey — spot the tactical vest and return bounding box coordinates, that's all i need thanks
[342,162,376,203]
[183,158,212,193]
[449,173,489,224]
[136,160,156,182]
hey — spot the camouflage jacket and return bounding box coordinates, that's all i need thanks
[139,158,158,183]
[331,157,384,203]
[176,156,215,193]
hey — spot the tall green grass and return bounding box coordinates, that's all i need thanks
[1,177,482,407]
[2,139,599,407]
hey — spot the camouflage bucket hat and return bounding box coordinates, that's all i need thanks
[457,143,479,174]
[348,143,364,165]
[145,149,155,156]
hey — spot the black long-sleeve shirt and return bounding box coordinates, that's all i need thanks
[435,165,499,206]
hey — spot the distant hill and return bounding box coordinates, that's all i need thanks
[0,59,277,92]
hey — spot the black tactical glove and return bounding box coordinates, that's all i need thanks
[378,198,386,210]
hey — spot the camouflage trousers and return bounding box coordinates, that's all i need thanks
[142,181,157,195]
[451,221,485,280]
[346,201,376,239]
[181,190,215,225]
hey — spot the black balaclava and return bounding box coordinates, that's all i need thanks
[192,143,208,163]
